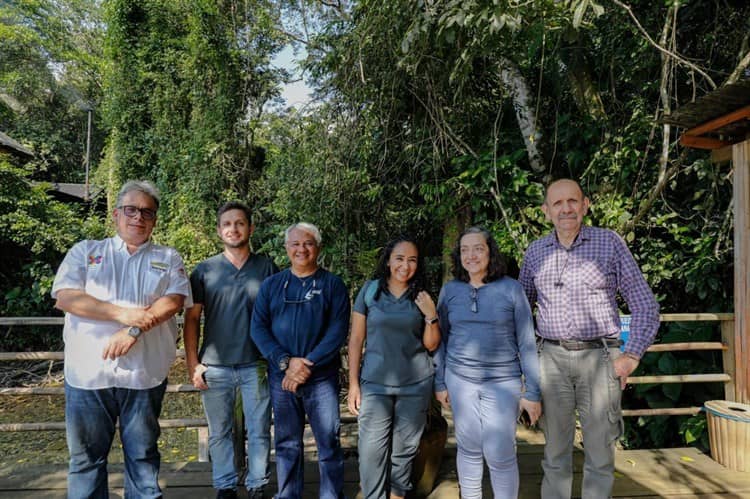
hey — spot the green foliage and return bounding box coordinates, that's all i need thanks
[1,0,748,450]
[0,154,102,327]
[0,0,106,182]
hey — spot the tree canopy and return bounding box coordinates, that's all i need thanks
[2,0,749,448]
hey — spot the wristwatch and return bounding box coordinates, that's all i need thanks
[279,355,290,372]
[424,316,438,325]
[127,326,142,339]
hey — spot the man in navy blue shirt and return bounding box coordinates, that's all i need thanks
[251,222,350,499]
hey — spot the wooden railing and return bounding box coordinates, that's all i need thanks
[623,313,734,417]
[0,313,737,455]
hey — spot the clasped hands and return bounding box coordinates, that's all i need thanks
[282,357,314,393]
[102,306,158,360]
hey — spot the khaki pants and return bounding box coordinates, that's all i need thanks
[539,341,624,499]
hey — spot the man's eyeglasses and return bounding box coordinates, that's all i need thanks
[470,287,478,313]
[283,277,319,304]
[118,205,157,221]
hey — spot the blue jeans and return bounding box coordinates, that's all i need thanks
[201,362,271,490]
[357,378,432,499]
[269,372,344,499]
[65,379,167,499]
[445,371,522,499]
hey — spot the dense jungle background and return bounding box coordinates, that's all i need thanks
[1,0,748,451]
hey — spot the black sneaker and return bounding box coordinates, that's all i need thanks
[216,489,238,499]
[248,488,265,499]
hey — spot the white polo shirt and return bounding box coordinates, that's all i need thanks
[52,235,192,389]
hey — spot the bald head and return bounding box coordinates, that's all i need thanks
[541,178,590,245]
[543,179,585,205]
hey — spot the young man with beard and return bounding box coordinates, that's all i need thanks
[184,202,278,499]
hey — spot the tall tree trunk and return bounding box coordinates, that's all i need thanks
[442,205,471,284]
[562,43,607,121]
[496,57,545,173]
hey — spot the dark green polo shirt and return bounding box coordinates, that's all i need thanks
[190,253,278,365]
[353,280,434,386]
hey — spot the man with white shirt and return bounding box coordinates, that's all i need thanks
[52,180,191,499]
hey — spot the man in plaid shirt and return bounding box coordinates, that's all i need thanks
[519,179,660,499]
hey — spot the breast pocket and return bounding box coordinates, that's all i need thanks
[578,258,612,294]
[144,266,169,302]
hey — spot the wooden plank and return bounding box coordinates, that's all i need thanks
[0,317,63,326]
[0,316,187,326]
[720,320,736,401]
[646,342,726,352]
[627,373,730,384]
[680,135,733,150]
[622,407,701,417]
[0,352,64,361]
[0,418,207,432]
[733,139,750,403]
[659,313,734,321]
[712,145,734,163]
[684,104,750,137]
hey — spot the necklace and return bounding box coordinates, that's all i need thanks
[554,248,569,288]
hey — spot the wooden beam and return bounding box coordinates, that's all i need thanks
[721,319,737,401]
[680,135,732,150]
[684,103,750,137]
[659,312,734,321]
[622,407,701,417]
[626,373,730,384]
[712,145,734,163]
[733,139,750,403]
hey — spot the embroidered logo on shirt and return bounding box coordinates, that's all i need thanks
[88,255,103,266]
[150,261,168,273]
[304,289,322,300]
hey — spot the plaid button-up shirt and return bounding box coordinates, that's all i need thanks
[519,225,659,357]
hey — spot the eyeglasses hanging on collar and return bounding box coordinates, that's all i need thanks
[283,275,320,304]
[470,286,478,313]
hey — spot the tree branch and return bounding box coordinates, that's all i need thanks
[623,152,684,232]
[727,50,750,85]
[611,0,716,89]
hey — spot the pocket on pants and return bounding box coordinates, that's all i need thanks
[606,350,624,445]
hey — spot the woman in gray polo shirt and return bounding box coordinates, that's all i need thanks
[347,236,441,499]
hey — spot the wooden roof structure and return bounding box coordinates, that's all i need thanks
[0,131,34,159]
[665,79,750,403]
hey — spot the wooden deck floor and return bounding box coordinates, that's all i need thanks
[1,444,748,498]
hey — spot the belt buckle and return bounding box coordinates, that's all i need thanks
[559,339,584,351]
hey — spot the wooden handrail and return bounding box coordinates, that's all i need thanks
[0,313,733,327]
[627,373,731,384]
[0,314,738,440]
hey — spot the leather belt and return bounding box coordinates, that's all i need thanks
[542,338,622,351]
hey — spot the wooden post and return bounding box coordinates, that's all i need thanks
[198,427,210,462]
[733,139,750,403]
[720,319,736,401]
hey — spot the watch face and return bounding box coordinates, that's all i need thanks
[128,326,142,338]
[279,357,289,371]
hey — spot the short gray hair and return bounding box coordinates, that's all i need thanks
[284,222,322,246]
[116,180,160,210]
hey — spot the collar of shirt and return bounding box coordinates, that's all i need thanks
[543,224,591,250]
[112,234,152,255]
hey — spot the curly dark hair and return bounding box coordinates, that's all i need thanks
[450,226,507,283]
[371,235,426,302]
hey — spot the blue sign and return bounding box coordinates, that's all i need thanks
[620,315,631,351]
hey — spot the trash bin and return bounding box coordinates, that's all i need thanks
[704,400,750,471]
